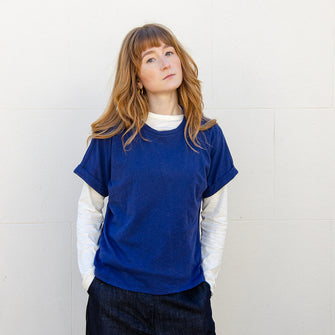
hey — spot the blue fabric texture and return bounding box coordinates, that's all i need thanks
[74,116,238,294]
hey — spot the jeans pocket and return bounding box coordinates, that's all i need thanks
[87,277,97,294]
[203,281,212,297]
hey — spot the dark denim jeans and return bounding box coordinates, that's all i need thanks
[86,277,216,335]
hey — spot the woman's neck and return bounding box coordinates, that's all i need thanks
[147,91,182,116]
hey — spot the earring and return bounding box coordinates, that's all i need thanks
[138,87,144,95]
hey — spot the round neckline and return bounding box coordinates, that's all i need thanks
[147,111,184,120]
[142,115,186,136]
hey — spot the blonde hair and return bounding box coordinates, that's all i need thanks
[89,23,216,152]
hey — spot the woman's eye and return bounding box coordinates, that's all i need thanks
[166,51,173,56]
[146,58,154,63]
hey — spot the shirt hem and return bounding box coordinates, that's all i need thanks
[203,166,238,198]
[74,166,108,197]
[94,272,206,295]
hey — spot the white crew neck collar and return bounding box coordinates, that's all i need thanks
[148,111,184,120]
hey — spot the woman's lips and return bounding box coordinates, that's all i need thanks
[163,74,175,80]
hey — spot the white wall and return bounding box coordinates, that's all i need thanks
[0,0,334,334]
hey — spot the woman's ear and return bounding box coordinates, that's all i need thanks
[137,80,143,89]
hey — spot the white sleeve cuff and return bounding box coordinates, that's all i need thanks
[76,182,105,291]
[201,184,228,296]
[82,272,95,292]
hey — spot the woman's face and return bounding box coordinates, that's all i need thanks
[137,41,183,96]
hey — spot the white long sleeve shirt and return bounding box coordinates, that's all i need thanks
[76,112,230,295]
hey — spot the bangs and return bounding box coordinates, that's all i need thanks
[130,25,178,67]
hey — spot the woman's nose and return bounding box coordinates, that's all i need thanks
[160,57,171,70]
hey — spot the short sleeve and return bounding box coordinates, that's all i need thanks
[73,138,112,197]
[202,125,238,198]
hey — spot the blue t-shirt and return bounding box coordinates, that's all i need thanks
[74,116,238,294]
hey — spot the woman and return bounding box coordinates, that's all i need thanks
[74,23,238,335]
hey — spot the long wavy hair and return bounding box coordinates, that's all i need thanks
[89,23,216,152]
